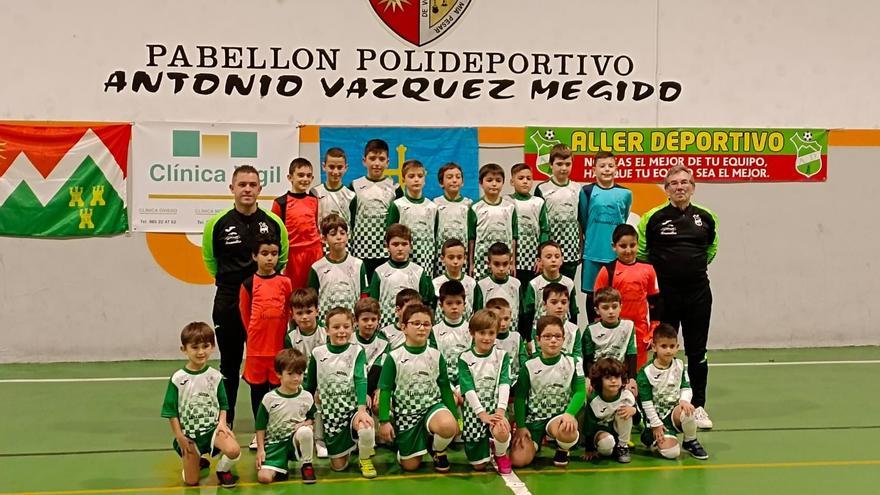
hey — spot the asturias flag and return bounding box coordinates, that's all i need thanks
[0,124,130,237]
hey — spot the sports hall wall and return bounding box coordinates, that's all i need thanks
[1,0,878,362]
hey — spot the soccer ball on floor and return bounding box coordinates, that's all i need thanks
[544,129,555,140]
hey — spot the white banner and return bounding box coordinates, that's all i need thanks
[131,122,298,232]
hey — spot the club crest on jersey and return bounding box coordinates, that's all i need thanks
[693,214,703,227]
[368,0,473,47]
[259,221,269,234]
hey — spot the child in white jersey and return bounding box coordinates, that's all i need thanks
[583,357,637,463]
[368,223,434,328]
[432,238,477,321]
[254,348,317,484]
[433,162,473,275]
[308,213,368,322]
[474,242,522,334]
[161,322,241,487]
[379,288,423,350]
[311,147,355,226]
[387,159,438,272]
[457,309,513,473]
[433,280,472,402]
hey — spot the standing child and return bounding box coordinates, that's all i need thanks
[161,322,241,487]
[582,287,638,387]
[637,324,709,460]
[580,152,632,321]
[473,242,522,334]
[379,288,423,349]
[239,235,293,449]
[468,163,518,280]
[533,282,582,365]
[305,308,378,478]
[353,298,389,411]
[457,309,513,473]
[387,159,438,272]
[433,162,473,275]
[594,224,661,369]
[485,298,528,390]
[307,213,368,322]
[520,241,579,339]
[582,357,637,463]
[254,349,317,484]
[311,147,356,226]
[378,304,460,472]
[368,223,434,329]
[509,316,585,468]
[273,157,324,289]
[284,288,326,359]
[535,145,582,281]
[433,238,477,322]
[350,139,403,280]
[510,162,549,295]
[434,280,472,403]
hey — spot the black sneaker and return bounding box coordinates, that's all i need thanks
[614,444,631,464]
[273,471,289,482]
[199,457,210,472]
[432,450,451,472]
[216,470,238,488]
[301,463,317,484]
[682,439,709,460]
[553,449,570,467]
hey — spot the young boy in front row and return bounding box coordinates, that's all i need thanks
[308,213,368,323]
[520,241,579,340]
[433,238,477,322]
[255,348,317,484]
[457,309,513,473]
[583,357,637,463]
[637,324,709,460]
[161,322,241,488]
[378,304,461,472]
[582,287,638,389]
[473,242,521,334]
[468,163,518,280]
[380,288,423,349]
[273,157,324,289]
[510,316,585,468]
[305,307,378,479]
[434,162,472,276]
[369,223,434,329]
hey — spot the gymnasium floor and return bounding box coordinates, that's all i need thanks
[1,346,878,495]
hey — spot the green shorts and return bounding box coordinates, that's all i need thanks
[640,413,682,447]
[261,437,300,474]
[525,413,566,451]
[325,411,358,459]
[464,437,492,465]
[395,403,448,460]
[173,428,218,457]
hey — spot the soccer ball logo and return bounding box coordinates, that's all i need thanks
[543,129,555,140]
[803,131,814,142]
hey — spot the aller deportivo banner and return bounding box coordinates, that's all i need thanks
[525,127,828,183]
[0,124,130,237]
[131,122,298,233]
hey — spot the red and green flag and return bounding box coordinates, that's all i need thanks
[0,124,130,237]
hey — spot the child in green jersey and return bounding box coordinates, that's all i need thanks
[387,159,438,272]
[434,162,472,275]
[457,309,513,473]
[354,297,388,413]
[637,324,709,460]
[378,304,460,472]
[308,213,368,322]
[510,316,585,468]
[368,223,434,329]
[583,357,637,463]
[510,162,549,295]
[432,238,477,322]
[305,307,377,478]
[485,297,528,392]
[520,241,579,338]
[473,242,522,333]
[535,144,583,281]
[533,282,582,366]
[468,163,518,279]
[255,348,317,484]
[161,322,241,488]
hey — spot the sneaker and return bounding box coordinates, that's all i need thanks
[315,441,329,459]
[216,471,238,488]
[199,457,210,472]
[553,449,570,467]
[301,463,317,484]
[432,450,451,472]
[359,458,378,479]
[249,435,258,450]
[614,444,631,464]
[694,407,713,429]
[273,471,289,482]
[494,454,513,474]
[682,439,709,460]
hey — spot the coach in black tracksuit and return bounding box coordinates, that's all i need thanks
[637,164,718,429]
[201,166,288,425]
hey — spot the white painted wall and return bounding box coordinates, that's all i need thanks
[1,0,879,361]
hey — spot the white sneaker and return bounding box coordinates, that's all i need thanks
[694,407,713,429]
[316,440,329,458]
[249,434,258,450]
